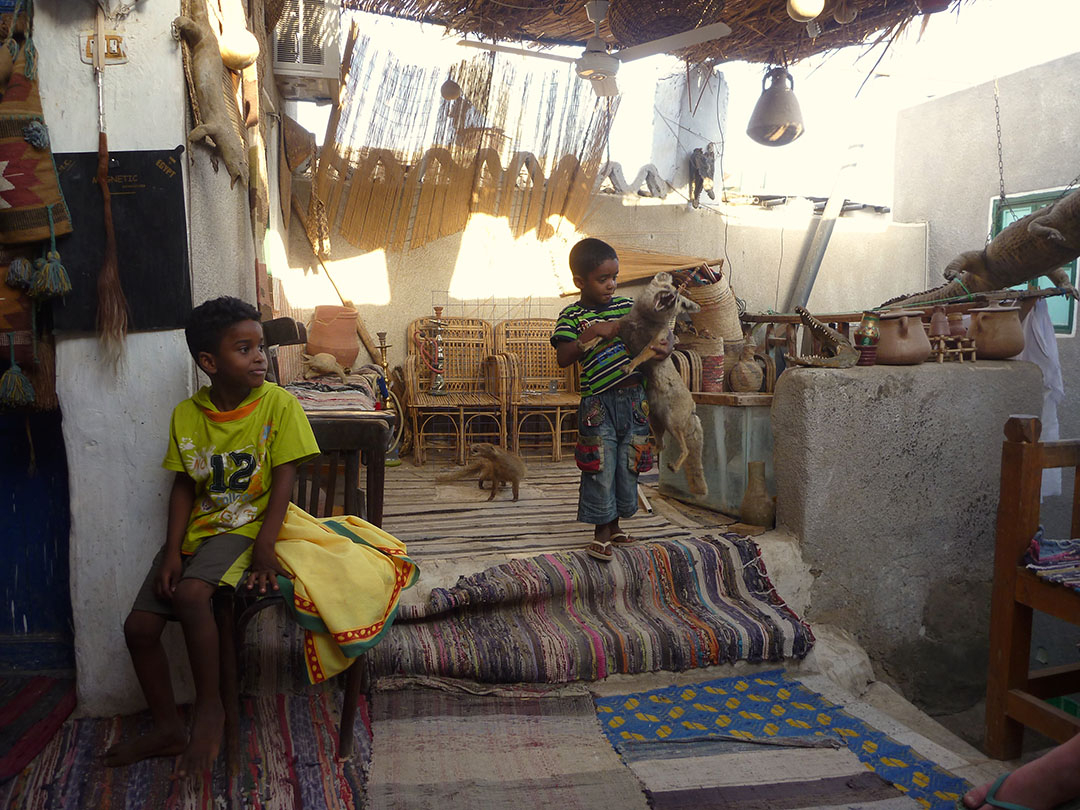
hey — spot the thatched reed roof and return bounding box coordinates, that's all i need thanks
[343,0,970,66]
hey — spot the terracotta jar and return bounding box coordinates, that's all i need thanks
[740,461,775,528]
[947,312,967,337]
[875,310,932,365]
[968,304,1025,359]
[306,305,361,369]
[929,306,950,338]
[729,343,764,392]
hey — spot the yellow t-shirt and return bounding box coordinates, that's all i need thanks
[163,382,320,555]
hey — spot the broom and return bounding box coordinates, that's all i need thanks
[94,6,127,368]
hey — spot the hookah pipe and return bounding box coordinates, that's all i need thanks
[413,307,448,395]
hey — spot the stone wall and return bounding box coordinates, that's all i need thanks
[772,361,1042,713]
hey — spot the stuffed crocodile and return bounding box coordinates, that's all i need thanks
[785,306,859,368]
[883,187,1080,307]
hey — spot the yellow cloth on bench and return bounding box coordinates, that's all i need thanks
[274,503,418,683]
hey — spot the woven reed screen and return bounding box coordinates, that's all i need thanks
[311,34,620,254]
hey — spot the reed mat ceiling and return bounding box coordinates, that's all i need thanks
[342,0,973,67]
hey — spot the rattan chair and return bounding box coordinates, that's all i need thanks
[403,315,508,464]
[494,318,579,461]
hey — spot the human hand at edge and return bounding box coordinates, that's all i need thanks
[153,553,183,601]
[245,546,290,595]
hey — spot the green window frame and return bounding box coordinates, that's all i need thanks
[993,190,1077,335]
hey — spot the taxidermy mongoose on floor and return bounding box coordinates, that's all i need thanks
[436,443,527,501]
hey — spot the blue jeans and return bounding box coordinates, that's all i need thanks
[575,384,653,525]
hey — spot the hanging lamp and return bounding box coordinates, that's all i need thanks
[746,67,804,146]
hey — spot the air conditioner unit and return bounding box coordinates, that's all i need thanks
[272,0,341,103]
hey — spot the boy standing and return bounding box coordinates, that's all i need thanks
[551,238,668,561]
[105,296,319,777]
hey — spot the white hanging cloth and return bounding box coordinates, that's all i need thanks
[1017,299,1065,499]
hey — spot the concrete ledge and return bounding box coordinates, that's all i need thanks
[772,361,1043,713]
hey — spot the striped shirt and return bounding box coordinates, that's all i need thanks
[550,297,642,395]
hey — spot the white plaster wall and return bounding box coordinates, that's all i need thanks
[37,0,253,715]
[280,185,927,375]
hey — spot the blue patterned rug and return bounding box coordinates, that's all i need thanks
[594,670,970,810]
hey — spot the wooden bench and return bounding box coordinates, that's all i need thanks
[985,415,1080,759]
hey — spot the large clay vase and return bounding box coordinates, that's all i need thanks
[306,305,361,369]
[875,310,932,365]
[740,461,775,528]
[968,305,1025,359]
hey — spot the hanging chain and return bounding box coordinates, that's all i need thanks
[994,80,1007,207]
[988,79,1009,244]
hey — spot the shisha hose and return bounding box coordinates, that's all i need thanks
[412,331,443,373]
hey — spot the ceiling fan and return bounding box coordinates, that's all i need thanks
[458,1,732,98]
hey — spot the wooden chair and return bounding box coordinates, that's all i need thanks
[493,318,579,461]
[214,412,392,773]
[403,315,507,464]
[985,414,1080,759]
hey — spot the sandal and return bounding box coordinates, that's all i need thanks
[587,540,614,561]
[956,773,1033,810]
[610,531,637,544]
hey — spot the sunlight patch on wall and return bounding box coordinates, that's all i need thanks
[448,214,574,299]
[277,250,390,308]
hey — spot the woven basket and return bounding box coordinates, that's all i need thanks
[687,280,743,343]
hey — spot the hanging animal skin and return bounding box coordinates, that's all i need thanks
[174,1,248,188]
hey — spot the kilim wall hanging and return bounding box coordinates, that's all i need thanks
[0,0,71,410]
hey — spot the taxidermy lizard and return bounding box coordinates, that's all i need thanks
[785,306,859,369]
[174,0,248,188]
[302,352,348,384]
[436,443,527,501]
[883,186,1080,307]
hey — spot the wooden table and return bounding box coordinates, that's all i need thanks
[304,409,394,526]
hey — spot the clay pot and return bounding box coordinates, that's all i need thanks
[875,310,932,365]
[729,343,764,392]
[306,305,360,369]
[929,306,950,338]
[740,461,775,528]
[968,305,1025,359]
[948,312,967,337]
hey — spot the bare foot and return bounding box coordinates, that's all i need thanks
[104,725,187,767]
[172,700,224,779]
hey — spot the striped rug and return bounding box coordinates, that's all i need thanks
[1026,529,1080,591]
[594,670,970,810]
[0,691,368,809]
[367,683,650,810]
[381,461,712,562]
[0,675,75,781]
[368,534,813,683]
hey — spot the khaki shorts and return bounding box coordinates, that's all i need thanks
[130,533,254,618]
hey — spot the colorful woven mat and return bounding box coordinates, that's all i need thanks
[1027,528,1080,592]
[594,670,970,810]
[370,534,814,683]
[368,684,650,810]
[0,674,74,781]
[0,691,368,809]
